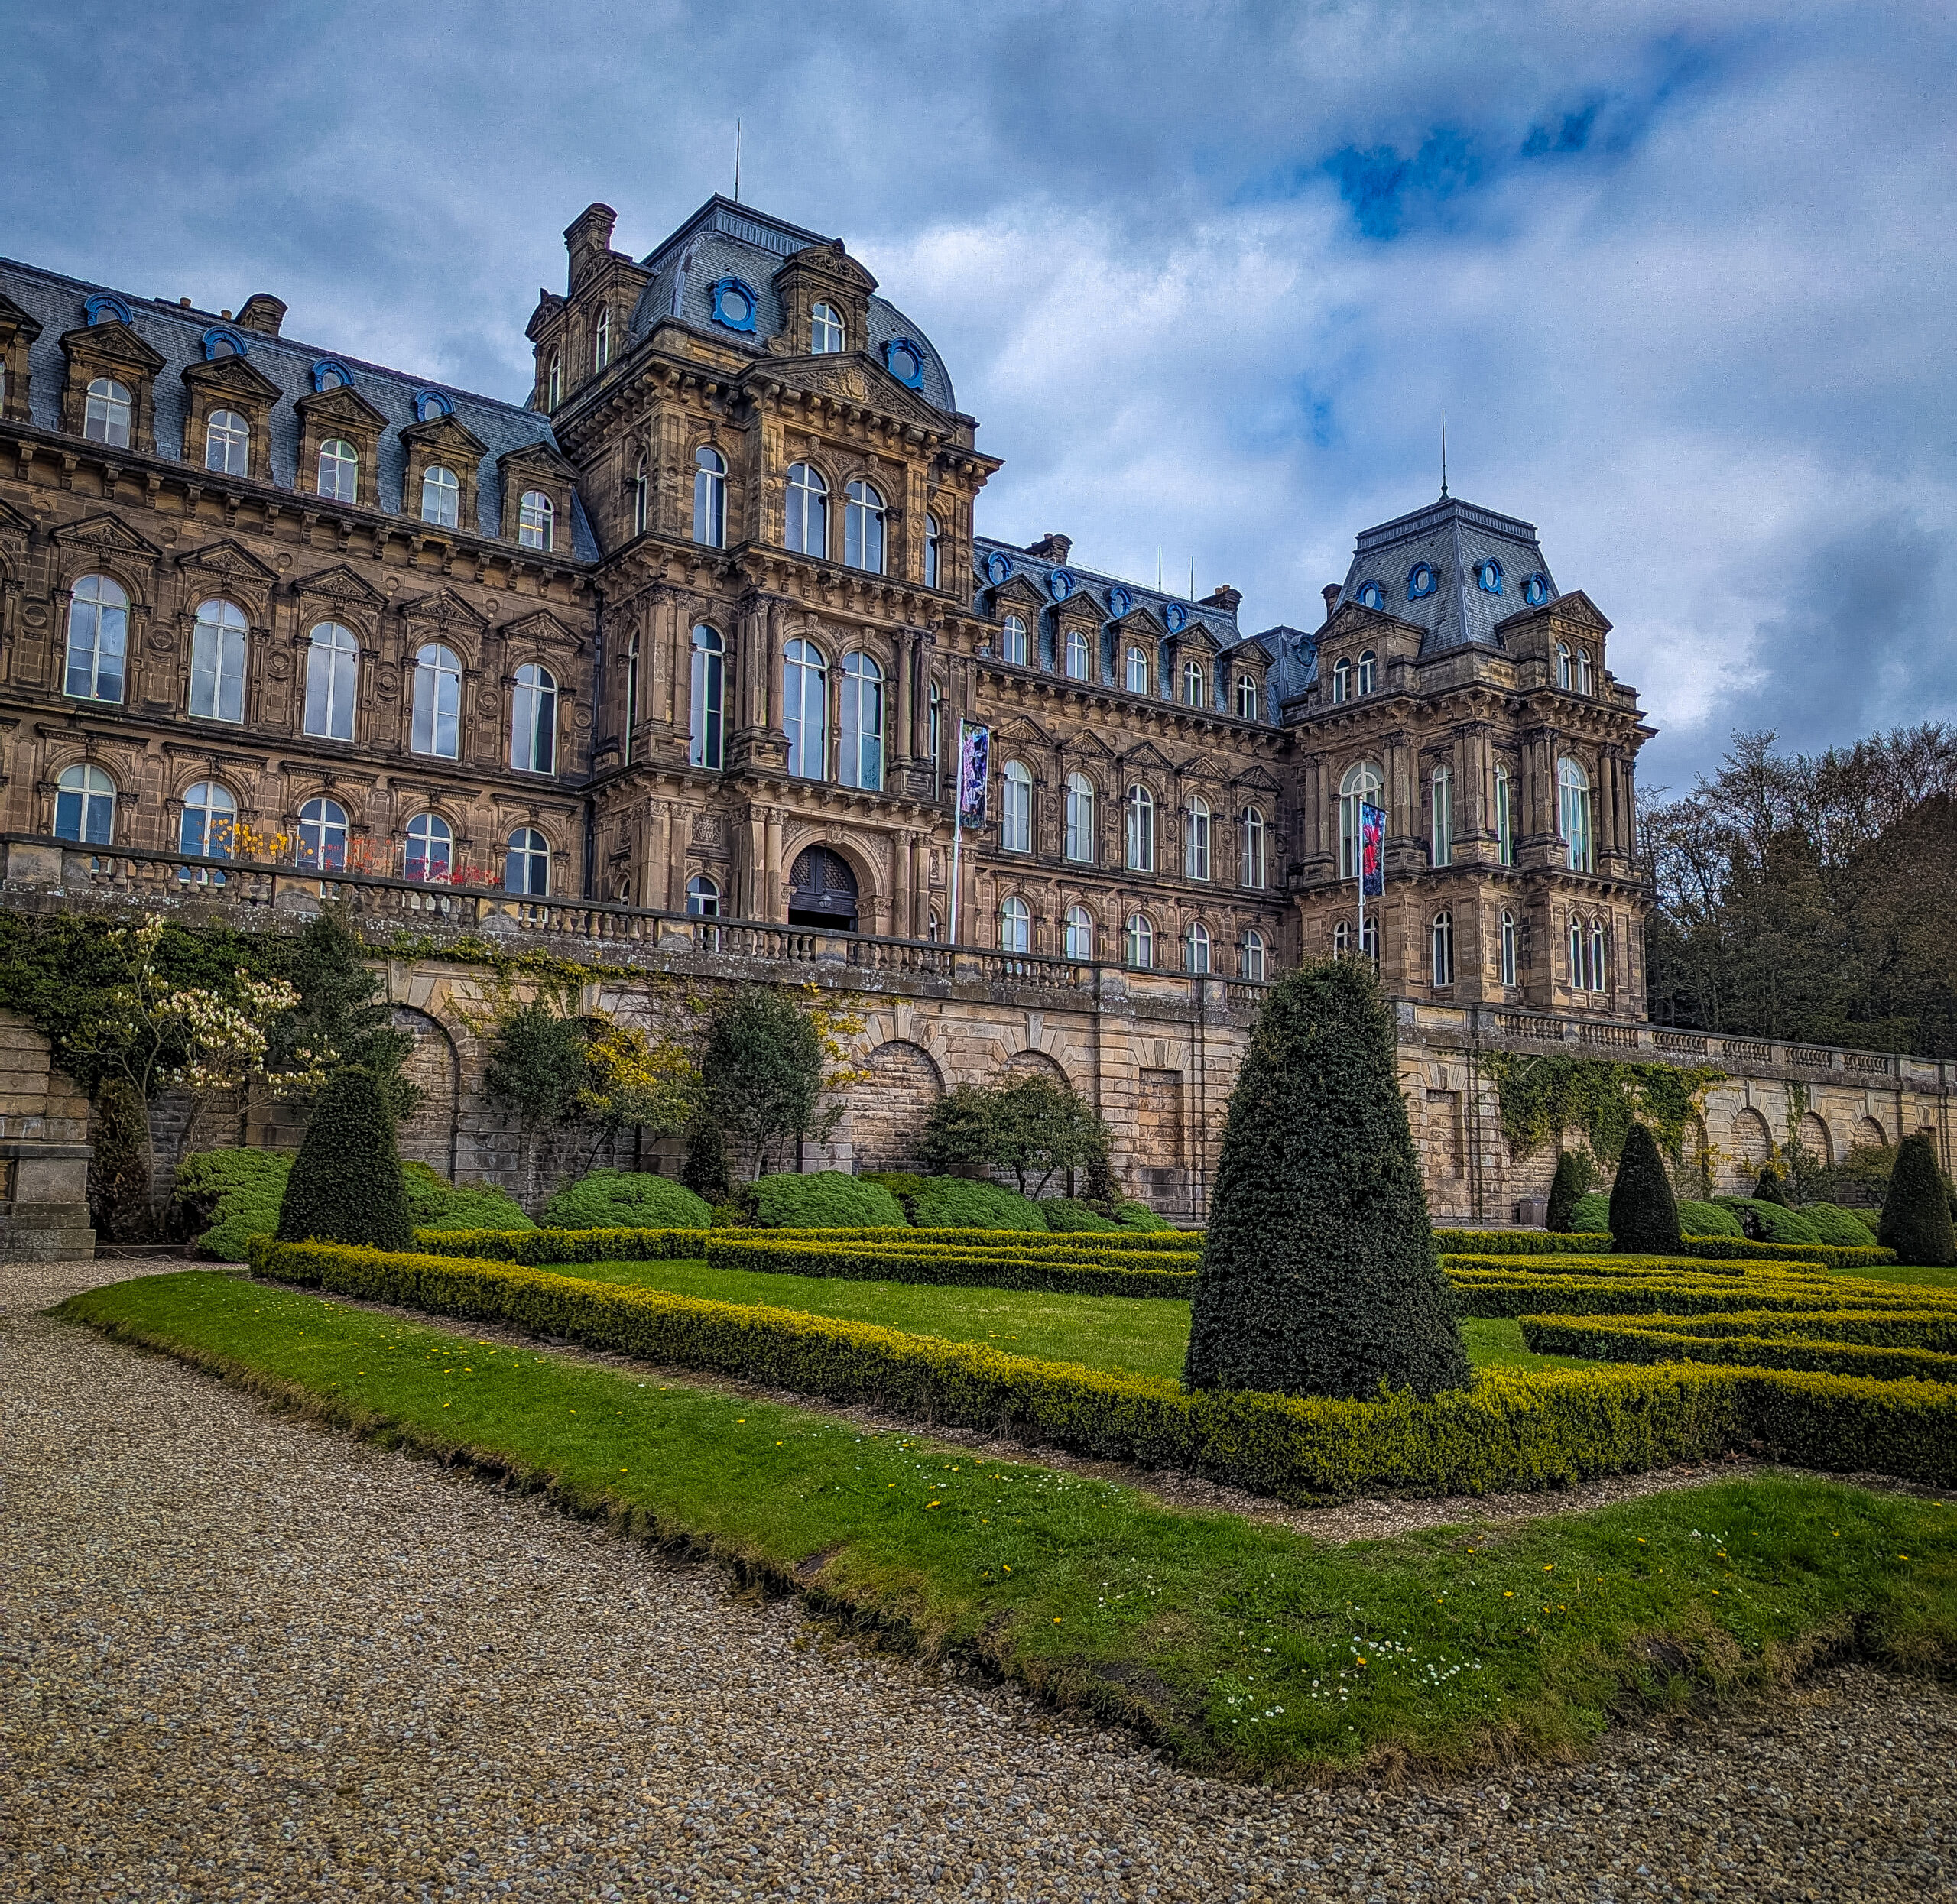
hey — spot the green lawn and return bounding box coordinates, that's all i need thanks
[63,1270,1957,1782]
[557,1257,1600,1378]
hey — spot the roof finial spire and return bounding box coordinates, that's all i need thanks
[1439,409,1448,500]
[733,121,742,203]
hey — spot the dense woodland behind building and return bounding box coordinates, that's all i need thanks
[1643,725,1957,1055]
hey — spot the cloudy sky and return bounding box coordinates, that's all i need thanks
[9,1,1953,790]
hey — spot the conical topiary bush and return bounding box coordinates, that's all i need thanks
[1183,958,1470,1400]
[276,1065,412,1250]
[1879,1131,1956,1267]
[1754,1166,1791,1208]
[1609,1122,1681,1254]
[1546,1151,1585,1233]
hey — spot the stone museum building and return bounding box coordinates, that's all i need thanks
[0,191,1941,1231]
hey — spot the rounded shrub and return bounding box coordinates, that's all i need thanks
[906,1176,1048,1232]
[1183,958,1470,1401]
[420,1186,537,1233]
[1609,1124,1681,1254]
[401,1159,456,1226]
[750,1170,907,1229]
[1115,1199,1175,1232]
[1037,1196,1123,1233]
[1880,1131,1957,1267]
[1569,1192,1611,1234]
[174,1147,293,1260]
[1545,1152,1587,1233]
[1799,1200,1884,1248]
[1715,1195,1822,1244]
[1754,1168,1792,1208]
[541,1169,713,1231]
[276,1067,412,1250]
[1676,1198,1744,1238]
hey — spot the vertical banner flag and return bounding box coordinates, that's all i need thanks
[958,722,991,830]
[1360,802,1386,897]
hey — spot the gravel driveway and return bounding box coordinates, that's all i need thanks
[5,1258,1954,1902]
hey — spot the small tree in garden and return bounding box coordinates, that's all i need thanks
[1880,1131,1956,1267]
[918,1073,1108,1195]
[276,1065,411,1248]
[681,1114,732,1202]
[1609,1122,1682,1253]
[1754,1166,1791,1208]
[1183,958,1470,1401]
[86,1079,152,1241]
[701,986,850,1177]
[1545,1151,1587,1232]
[264,906,419,1118]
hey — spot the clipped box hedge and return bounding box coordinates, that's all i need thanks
[1520,1312,1957,1384]
[1444,1268,1884,1321]
[412,1224,709,1265]
[761,1225,1202,1254]
[247,1237,1957,1499]
[1678,1234,1897,1271]
[1440,1250,1754,1282]
[1432,1229,1602,1257]
[703,1233,1196,1298]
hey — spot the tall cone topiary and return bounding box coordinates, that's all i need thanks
[1183,958,1470,1400]
[1754,1166,1791,1208]
[1879,1131,1956,1267]
[276,1065,412,1249]
[1608,1122,1680,1254]
[1545,1151,1585,1233]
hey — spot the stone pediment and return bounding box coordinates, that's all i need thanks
[989,573,1048,615]
[60,320,167,374]
[0,495,34,542]
[53,513,161,560]
[761,352,946,432]
[1119,738,1176,775]
[1178,752,1228,785]
[1492,589,1611,638]
[399,587,488,632]
[497,437,577,480]
[1171,621,1220,656]
[294,563,384,608]
[1060,728,1117,762]
[295,381,388,432]
[1326,600,1421,641]
[991,712,1058,751]
[774,243,879,298]
[401,410,489,460]
[0,293,43,344]
[499,607,584,652]
[1232,762,1282,793]
[1111,604,1167,640]
[175,538,277,582]
[180,352,284,404]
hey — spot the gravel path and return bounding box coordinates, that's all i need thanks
[5,1259,1955,1902]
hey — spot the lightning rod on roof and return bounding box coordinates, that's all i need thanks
[734,121,742,203]
[1440,409,1448,500]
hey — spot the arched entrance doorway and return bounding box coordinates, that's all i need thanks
[788,845,858,931]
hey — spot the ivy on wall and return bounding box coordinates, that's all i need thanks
[1484,1051,1725,1165]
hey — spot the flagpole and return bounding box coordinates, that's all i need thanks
[946,718,965,946]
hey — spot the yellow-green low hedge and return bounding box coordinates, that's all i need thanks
[1520,1312,1957,1384]
[1678,1234,1897,1270]
[702,1234,1196,1297]
[247,1237,1957,1499]
[1442,1251,1754,1281]
[1433,1229,1602,1257]
[1444,1267,1909,1321]
[412,1224,709,1265]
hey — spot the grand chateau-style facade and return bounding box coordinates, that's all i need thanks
[0,193,1652,1025]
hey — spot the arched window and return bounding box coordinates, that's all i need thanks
[505,826,550,897]
[624,632,641,764]
[1186,920,1212,973]
[1241,928,1267,981]
[843,480,885,572]
[518,491,553,551]
[839,650,884,790]
[1431,910,1455,987]
[1125,645,1149,694]
[1333,919,1350,958]
[1589,917,1609,994]
[784,638,827,779]
[1235,673,1259,720]
[1001,615,1029,666]
[924,511,941,591]
[999,895,1032,954]
[1558,756,1593,871]
[1556,641,1572,690]
[205,407,248,476]
[1577,647,1594,695]
[1431,763,1453,868]
[631,454,648,536]
[1125,784,1154,872]
[1064,773,1095,864]
[84,378,131,449]
[1568,913,1585,990]
[404,813,453,884]
[54,764,116,845]
[1501,909,1519,988]
[1065,628,1089,680]
[1362,916,1378,965]
[179,780,235,868]
[547,353,562,408]
[1001,760,1033,853]
[316,438,358,504]
[1185,796,1212,881]
[297,796,348,871]
[1495,764,1514,866]
[693,446,726,547]
[420,463,459,528]
[1241,805,1267,888]
[190,598,248,722]
[303,621,359,741]
[784,462,827,557]
[686,873,721,917]
[929,682,943,790]
[1332,657,1351,703]
[1182,660,1205,706]
[1125,913,1154,968]
[511,662,557,774]
[1063,905,1094,962]
[1356,649,1377,695]
[411,642,462,759]
[65,574,128,703]
[689,625,724,770]
[592,307,610,372]
[810,302,845,354]
[1339,759,1383,878]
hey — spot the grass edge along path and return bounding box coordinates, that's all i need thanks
[57,1270,1957,1784]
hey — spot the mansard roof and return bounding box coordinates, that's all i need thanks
[972,536,1239,654]
[626,196,959,419]
[1335,491,1559,658]
[0,257,598,558]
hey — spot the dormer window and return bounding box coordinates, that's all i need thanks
[84,378,131,449]
[1332,656,1351,703]
[883,337,924,388]
[1125,645,1148,694]
[592,307,610,372]
[1356,581,1385,610]
[518,490,554,552]
[1356,648,1377,695]
[712,277,758,332]
[1182,660,1205,705]
[1524,572,1550,606]
[420,464,459,528]
[1235,673,1259,720]
[204,407,249,476]
[317,438,358,504]
[1001,615,1028,666]
[1407,562,1436,598]
[811,302,845,353]
[1475,558,1504,595]
[1065,628,1090,680]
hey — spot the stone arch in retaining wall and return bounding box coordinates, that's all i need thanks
[391,1005,459,1179]
[1855,1114,1889,1148]
[998,1048,1069,1086]
[1797,1110,1832,1164]
[844,1039,943,1173]
[1730,1105,1773,1185]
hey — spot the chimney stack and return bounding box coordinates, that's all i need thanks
[564,203,620,292]
[236,294,286,336]
[1201,584,1242,614]
[1321,583,1342,618]
[1024,532,1072,564]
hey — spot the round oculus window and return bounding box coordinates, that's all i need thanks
[720,287,751,322]
[985,551,1012,585]
[1407,563,1436,598]
[1047,568,1074,600]
[891,345,919,380]
[1357,582,1384,610]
